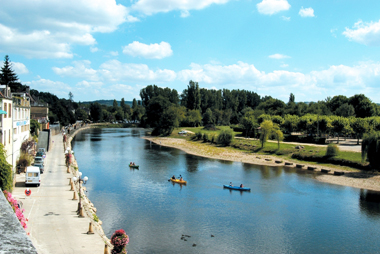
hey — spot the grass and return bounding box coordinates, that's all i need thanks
[167,126,367,171]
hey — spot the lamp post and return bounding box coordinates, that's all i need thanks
[72,172,88,217]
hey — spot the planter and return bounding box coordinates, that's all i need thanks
[284,162,293,166]
[334,171,345,176]
[296,164,305,168]
[321,169,330,173]
[307,166,317,171]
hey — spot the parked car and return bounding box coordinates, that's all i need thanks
[38,148,46,156]
[34,156,44,165]
[33,162,44,174]
[178,131,187,134]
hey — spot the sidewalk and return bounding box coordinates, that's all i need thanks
[13,133,106,254]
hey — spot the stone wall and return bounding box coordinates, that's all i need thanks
[0,188,38,253]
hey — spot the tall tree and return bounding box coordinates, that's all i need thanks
[0,55,23,92]
[186,80,201,110]
[260,120,273,148]
[289,93,295,103]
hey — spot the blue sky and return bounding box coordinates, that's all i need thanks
[1,0,380,103]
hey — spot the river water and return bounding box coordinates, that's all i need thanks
[72,128,380,254]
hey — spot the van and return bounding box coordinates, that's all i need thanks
[25,166,41,187]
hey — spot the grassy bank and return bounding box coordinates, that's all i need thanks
[173,126,368,171]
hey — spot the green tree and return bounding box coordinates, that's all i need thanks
[185,109,202,127]
[332,117,350,143]
[0,55,24,92]
[362,132,380,168]
[335,103,355,117]
[0,143,13,191]
[260,120,273,148]
[289,93,295,103]
[241,111,257,138]
[217,128,234,146]
[351,118,370,145]
[348,94,375,118]
[273,128,284,149]
[186,80,201,110]
[75,108,88,121]
[90,102,103,122]
[202,108,213,125]
[30,119,40,135]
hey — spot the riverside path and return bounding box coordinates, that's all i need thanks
[12,133,106,254]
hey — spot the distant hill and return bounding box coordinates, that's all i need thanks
[80,100,133,107]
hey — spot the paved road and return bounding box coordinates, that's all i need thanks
[13,134,105,254]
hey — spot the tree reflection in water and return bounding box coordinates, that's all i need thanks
[359,189,380,218]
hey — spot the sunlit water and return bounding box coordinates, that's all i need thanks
[72,128,380,254]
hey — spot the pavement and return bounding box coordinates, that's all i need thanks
[12,133,106,254]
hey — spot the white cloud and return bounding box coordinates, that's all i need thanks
[177,61,380,101]
[281,16,290,21]
[181,10,190,18]
[299,7,315,18]
[110,51,119,56]
[280,64,289,68]
[343,20,380,46]
[99,60,176,82]
[12,62,29,75]
[52,60,99,81]
[52,59,176,83]
[130,0,230,16]
[24,78,71,98]
[122,41,173,59]
[0,0,130,58]
[269,54,290,59]
[90,47,99,53]
[257,0,290,15]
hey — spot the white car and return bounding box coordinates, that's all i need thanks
[178,131,187,134]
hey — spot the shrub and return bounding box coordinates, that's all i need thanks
[195,131,203,140]
[217,129,234,146]
[0,143,12,191]
[326,143,339,157]
[362,132,380,168]
[17,153,33,168]
[203,133,209,142]
[211,134,216,144]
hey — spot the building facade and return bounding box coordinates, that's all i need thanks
[12,92,31,169]
[0,86,13,167]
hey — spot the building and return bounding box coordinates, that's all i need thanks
[12,92,31,169]
[0,85,13,167]
[30,99,49,131]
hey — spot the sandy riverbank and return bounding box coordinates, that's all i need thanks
[144,136,380,192]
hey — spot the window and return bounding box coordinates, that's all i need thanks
[4,104,6,118]
[9,104,11,118]
[4,130,6,146]
[14,128,17,135]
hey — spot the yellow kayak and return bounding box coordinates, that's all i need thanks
[170,178,187,184]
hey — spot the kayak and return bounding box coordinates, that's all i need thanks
[223,185,251,191]
[129,165,139,168]
[171,178,187,184]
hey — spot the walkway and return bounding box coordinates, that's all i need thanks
[13,133,106,254]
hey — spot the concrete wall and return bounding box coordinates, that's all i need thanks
[0,189,38,253]
[37,130,49,152]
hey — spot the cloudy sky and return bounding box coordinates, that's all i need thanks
[1,0,380,103]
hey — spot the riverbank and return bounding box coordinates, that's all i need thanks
[144,137,380,192]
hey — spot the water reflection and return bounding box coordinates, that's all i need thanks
[359,189,380,218]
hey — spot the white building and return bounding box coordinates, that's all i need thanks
[0,85,13,167]
[12,92,31,170]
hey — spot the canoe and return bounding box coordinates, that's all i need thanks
[129,165,139,168]
[223,185,251,191]
[170,178,187,184]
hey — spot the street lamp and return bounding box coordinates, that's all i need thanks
[72,172,88,218]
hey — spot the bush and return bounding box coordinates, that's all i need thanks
[203,133,209,142]
[0,144,12,191]
[211,135,216,144]
[195,131,203,140]
[17,153,33,168]
[217,129,234,146]
[326,143,339,157]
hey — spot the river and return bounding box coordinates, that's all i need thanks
[72,128,380,254]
